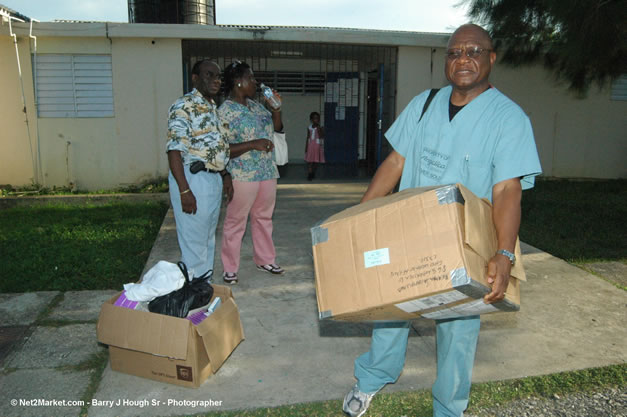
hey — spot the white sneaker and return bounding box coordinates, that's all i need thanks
[343,384,378,417]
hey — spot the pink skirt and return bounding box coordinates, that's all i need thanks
[305,139,325,163]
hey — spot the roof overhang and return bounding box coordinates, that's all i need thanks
[1,21,451,48]
[0,3,30,22]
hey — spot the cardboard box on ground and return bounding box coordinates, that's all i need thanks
[97,285,244,388]
[311,184,526,322]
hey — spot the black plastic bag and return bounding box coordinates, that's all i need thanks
[148,262,214,318]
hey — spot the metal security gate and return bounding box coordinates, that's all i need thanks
[183,39,396,178]
[323,72,359,171]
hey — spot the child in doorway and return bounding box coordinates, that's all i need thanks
[304,111,325,180]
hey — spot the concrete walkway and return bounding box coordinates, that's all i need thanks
[1,182,625,417]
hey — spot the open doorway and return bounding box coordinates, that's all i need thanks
[183,40,396,180]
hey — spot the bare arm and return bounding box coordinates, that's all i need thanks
[167,150,197,214]
[361,150,405,203]
[221,172,233,203]
[484,177,522,303]
[271,109,283,132]
[229,139,274,158]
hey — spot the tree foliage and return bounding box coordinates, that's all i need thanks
[461,0,627,94]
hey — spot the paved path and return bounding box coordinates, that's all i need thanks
[1,183,625,417]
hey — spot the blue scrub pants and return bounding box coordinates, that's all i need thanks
[169,166,222,279]
[354,316,480,417]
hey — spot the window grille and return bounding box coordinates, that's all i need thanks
[254,71,325,94]
[610,75,627,101]
[35,54,114,118]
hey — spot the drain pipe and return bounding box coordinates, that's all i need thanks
[29,18,43,187]
[66,140,72,189]
[6,13,40,189]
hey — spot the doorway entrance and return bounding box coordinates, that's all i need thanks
[183,39,397,179]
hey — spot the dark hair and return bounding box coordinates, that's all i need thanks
[310,111,320,120]
[223,60,251,95]
[191,59,216,76]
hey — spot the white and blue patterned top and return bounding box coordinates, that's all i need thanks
[218,98,279,182]
[166,88,230,171]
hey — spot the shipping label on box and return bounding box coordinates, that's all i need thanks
[311,184,525,322]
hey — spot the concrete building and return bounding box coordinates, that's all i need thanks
[1,8,625,190]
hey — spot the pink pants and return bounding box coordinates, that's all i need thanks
[221,179,277,273]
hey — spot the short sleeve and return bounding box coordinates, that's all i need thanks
[166,104,191,154]
[384,91,430,157]
[217,104,237,144]
[492,109,542,190]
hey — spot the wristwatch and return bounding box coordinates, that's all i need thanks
[496,249,516,265]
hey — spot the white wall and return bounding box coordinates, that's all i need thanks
[111,37,182,186]
[395,46,627,179]
[491,65,627,178]
[33,37,114,189]
[5,36,183,190]
[0,35,39,186]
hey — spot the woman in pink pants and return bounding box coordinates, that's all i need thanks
[218,61,285,284]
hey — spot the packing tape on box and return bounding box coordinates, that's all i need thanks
[311,225,329,246]
[490,298,520,312]
[455,279,490,300]
[450,268,471,286]
[450,269,520,312]
[436,184,465,205]
[451,268,491,299]
[319,310,333,319]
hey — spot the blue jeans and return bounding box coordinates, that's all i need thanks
[354,316,480,417]
[169,166,222,279]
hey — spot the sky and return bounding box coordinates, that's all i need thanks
[2,0,470,33]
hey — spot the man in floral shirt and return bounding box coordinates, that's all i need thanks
[166,59,232,280]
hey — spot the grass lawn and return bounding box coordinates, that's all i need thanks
[519,178,626,263]
[1,178,168,197]
[0,201,169,292]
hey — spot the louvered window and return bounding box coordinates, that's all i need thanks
[34,54,114,117]
[610,75,627,101]
[254,71,325,94]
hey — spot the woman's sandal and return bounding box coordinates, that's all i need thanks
[223,271,238,284]
[256,264,285,275]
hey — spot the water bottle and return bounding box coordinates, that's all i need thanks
[260,83,281,110]
[205,297,221,317]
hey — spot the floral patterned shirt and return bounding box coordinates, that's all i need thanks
[218,98,279,182]
[166,88,230,171]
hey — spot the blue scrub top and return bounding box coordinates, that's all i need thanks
[386,85,542,202]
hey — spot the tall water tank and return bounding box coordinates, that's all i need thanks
[128,0,216,24]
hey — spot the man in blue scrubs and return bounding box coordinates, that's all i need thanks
[343,24,542,417]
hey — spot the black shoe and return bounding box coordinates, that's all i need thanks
[307,173,313,181]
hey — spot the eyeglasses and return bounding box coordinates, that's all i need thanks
[446,46,492,60]
[204,70,221,80]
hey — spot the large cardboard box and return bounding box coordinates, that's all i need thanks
[311,184,526,321]
[97,285,244,387]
